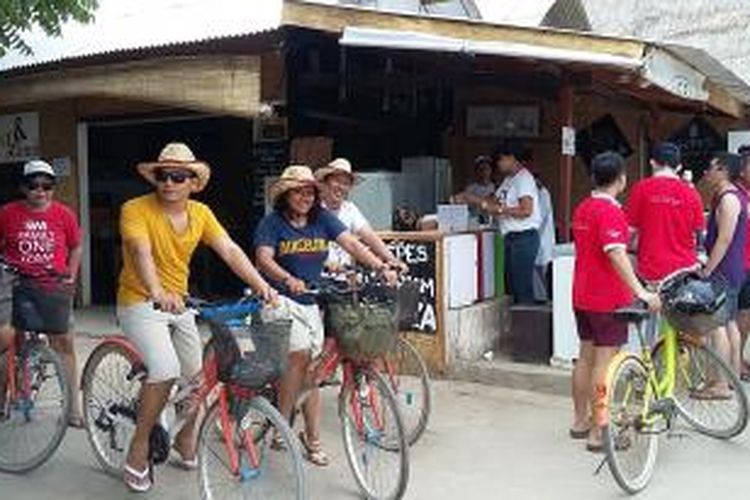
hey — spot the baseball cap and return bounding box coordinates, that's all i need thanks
[23,160,56,178]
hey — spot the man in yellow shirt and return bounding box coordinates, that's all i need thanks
[118,143,276,493]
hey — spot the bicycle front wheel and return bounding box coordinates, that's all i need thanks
[198,395,307,500]
[0,342,71,473]
[603,354,659,495]
[382,337,431,446]
[653,336,749,439]
[339,366,409,500]
[81,340,142,477]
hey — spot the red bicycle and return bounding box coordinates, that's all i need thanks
[0,261,72,473]
[80,296,307,499]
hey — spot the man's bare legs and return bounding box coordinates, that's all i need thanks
[571,341,594,434]
[48,332,82,425]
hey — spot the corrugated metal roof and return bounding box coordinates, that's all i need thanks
[582,0,750,92]
[0,0,283,73]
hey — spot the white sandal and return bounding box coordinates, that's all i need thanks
[124,463,153,493]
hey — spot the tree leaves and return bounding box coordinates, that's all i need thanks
[0,0,98,56]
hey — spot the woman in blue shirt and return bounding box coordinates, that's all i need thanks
[254,165,395,466]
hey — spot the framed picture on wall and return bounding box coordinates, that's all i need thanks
[466,105,540,138]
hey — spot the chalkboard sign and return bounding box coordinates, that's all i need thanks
[384,238,438,335]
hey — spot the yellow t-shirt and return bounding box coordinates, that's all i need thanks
[117,194,227,306]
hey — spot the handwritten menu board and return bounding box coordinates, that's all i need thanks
[383,237,438,335]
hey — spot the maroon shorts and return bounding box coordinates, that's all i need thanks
[575,310,628,347]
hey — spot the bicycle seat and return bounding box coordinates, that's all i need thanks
[614,302,650,325]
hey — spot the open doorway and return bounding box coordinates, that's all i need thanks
[87,115,255,304]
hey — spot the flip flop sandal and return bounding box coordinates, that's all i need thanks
[123,463,153,493]
[299,431,330,467]
[170,445,198,470]
[585,442,604,453]
[569,428,590,440]
[69,416,85,429]
[270,432,288,451]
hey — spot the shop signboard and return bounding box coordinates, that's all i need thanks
[0,112,40,164]
[383,237,438,334]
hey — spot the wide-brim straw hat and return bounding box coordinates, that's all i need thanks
[314,158,362,183]
[137,142,211,192]
[270,165,318,204]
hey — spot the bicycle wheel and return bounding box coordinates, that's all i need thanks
[603,354,659,495]
[81,340,142,477]
[198,395,307,500]
[382,337,431,446]
[652,336,749,439]
[339,366,409,500]
[0,342,71,473]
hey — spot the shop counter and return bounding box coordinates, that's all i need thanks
[378,230,505,374]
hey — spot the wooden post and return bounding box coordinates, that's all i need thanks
[559,80,574,242]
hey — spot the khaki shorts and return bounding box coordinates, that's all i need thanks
[262,296,324,357]
[117,301,202,383]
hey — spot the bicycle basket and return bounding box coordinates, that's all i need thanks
[230,317,292,389]
[12,278,74,334]
[328,302,399,360]
[660,271,729,335]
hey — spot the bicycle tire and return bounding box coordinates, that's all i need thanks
[382,337,431,447]
[0,342,71,473]
[652,336,749,439]
[339,366,409,500]
[81,340,142,477]
[198,396,307,500]
[603,354,659,495]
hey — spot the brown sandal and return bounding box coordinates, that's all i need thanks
[298,431,330,467]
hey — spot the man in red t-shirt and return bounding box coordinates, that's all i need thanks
[626,142,705,282]
[571,152,660,452]
[0,160,83,425]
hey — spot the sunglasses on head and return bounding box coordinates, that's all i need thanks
[154,169,196,184]
[24,180,55,192]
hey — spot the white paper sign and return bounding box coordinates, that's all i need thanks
[52,157,72,177]
[562,126,576,156]
[0,112,40,164]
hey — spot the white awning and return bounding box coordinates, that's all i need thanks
[340,26,643,69]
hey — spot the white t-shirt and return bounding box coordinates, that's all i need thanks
[536,186,555,266]
[325,200,370,269]
[494,168,542,235]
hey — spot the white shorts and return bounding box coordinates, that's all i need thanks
[262,296,324,357]
[117,302,202,383]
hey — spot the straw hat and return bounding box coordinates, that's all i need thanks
[137,143,211,192]
[314,158,361,183]
[270,165,318,203]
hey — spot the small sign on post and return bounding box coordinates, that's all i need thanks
[562,126,576,157]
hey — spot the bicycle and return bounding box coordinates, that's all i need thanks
[0,260,72,473]
[597,269,749,494]
[328,268,431,447]
[80,296,307,499]
[279,277,411,500]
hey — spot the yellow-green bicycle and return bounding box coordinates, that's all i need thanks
[597,269,749,494]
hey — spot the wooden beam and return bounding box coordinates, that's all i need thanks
[282,0,645,60]
[0,55,261,117]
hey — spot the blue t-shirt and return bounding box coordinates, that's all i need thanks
[254,209,347,304]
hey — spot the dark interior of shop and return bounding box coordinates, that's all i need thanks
[87,116,255,304]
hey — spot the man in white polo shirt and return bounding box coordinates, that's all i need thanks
[459,143,542,303]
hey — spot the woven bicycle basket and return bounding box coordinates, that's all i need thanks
[208,315,291,388]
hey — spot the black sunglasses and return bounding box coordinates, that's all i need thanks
[24,181,55,192]
[154,169,196,184]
